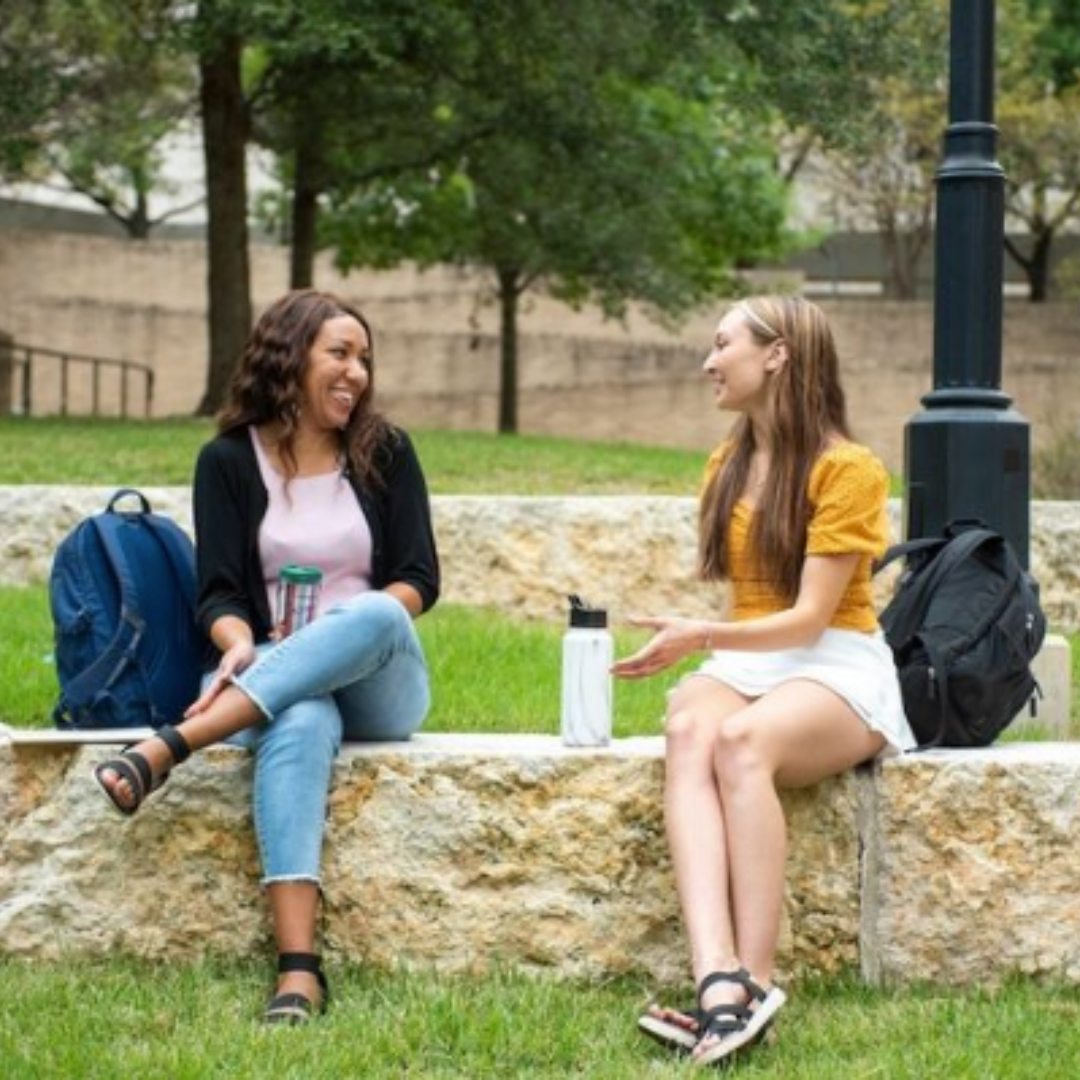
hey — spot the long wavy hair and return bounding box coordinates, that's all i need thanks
[218,289,393,488]
[698,295,851,601]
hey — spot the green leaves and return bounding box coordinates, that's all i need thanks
[321,1,791,419]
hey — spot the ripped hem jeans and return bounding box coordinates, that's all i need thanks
[220,591,430,885]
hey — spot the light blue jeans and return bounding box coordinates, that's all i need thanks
[220,591,430,885]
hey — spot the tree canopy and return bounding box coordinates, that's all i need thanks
[324,1,791,431]
[6,0,1073,420]
[998,0,1080,300]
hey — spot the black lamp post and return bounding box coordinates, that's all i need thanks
[903,0,1031,565]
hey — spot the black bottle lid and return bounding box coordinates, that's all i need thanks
[568,594,608,629]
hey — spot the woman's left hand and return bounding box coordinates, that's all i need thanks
[611,615,709,679]
[184,639,257,717]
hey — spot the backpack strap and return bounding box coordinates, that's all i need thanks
[873,535,947,576]
[53,493,197,726]
[106,488,152,516]
[53,512,146,722]
[880,528,1006,649]
[96,495,197,626]
[140,513,198,620]
[874,517,996,576]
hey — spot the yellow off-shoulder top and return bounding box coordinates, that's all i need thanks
[703,441,890,632]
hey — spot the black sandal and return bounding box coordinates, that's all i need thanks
[93,725,191,817]
[640,965,739,1054]
[264,953,330,1026]
[693,968,786,1068]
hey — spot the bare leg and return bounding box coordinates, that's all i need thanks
[664,677,753,983]
[693,679,885,1060]
[269,882,324,1005]
[643,676,751,1037]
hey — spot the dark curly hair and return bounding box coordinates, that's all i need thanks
[218,289,394,488]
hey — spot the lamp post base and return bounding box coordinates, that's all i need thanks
[904,405,1032,566]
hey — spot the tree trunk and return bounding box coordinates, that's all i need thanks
[496,267,521,435]
[129,189,151,241]
[289,138,320,289]
[1027,228,1053,303]
[196,20,251,417]
[880,230,915,300]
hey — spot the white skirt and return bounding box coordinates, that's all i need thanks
[690,628,917,756]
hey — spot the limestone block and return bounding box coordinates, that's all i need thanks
[431,495,722,622]
[0,734,861,982]
[2,489,1080,638]
[0,744,266,960]
[321,737,860,983]
[861,744,1080,986]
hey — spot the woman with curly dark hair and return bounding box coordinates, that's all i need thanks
[93,289,440,1024]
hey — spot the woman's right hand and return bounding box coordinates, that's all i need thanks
[611,615,713,679]
[184,638,257,717]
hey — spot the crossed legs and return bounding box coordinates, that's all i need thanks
[656,674,884,1062]
[94,592,430,1016]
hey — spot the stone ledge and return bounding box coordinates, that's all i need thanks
[3,487,1080,631]
[3,734,1080,987]
[861,743,1080,986]
[0,733,859,983]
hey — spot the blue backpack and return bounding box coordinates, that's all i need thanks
[49,488,205,730]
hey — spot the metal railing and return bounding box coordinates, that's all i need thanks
[0,342,154,419]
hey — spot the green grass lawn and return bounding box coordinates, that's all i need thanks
[0,416,907,497]
[0,588,685,733]
[0,417,708,494]
[0,959,1077,1079]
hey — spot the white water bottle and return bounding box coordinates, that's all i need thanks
[560,595,613,747]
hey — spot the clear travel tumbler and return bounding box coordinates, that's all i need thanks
[276,564,322,638]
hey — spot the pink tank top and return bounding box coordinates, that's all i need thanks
[249,427,373,621]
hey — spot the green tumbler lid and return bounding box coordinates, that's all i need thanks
[280,564,323,584]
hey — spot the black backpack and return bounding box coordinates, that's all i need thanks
[875,523,1046,748]
[49,488,205,730]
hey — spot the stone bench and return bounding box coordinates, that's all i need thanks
[2,733,1079,988]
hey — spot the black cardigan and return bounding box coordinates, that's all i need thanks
[192,425,440,655]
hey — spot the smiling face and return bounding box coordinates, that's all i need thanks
[702,307,784,419]
[298,314,371,433]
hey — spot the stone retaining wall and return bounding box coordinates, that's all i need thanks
[2,487,1080,631]
[2,734,1079,989]
[862,743,1080,986]
[2,488,1077,985]
[0,735,860,984]
[4,231,1080,474]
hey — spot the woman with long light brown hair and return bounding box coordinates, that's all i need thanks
[614,295,914,1067]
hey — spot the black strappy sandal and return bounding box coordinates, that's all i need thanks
[264,953,330,1026]
[93,725,191,817]
[693,967,786,1068]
